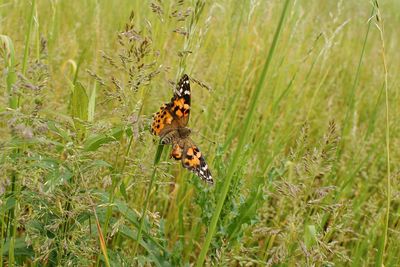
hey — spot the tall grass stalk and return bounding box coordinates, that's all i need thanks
[95,134,134,267]
[330,7,373,204]
[213,1,245,135]
[373,1,390,265]
[177,0,205,78]
[22,0,36,76]
[195,1,292,265]
[339,7,373,153]
[132,144,164,258]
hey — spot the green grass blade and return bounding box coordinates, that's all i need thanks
[22,0,36,75]
[88,82,97,122]
[71,82,89,138]
[93,208,111,267]
[195,1,292,265]
[339,6,373,152]
[71,82,89,121]
[0,35,17,109]
[132,144,164,258]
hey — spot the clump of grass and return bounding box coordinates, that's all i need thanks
[253,122,353,265]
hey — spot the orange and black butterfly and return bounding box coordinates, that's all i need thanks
[151,74,213,184]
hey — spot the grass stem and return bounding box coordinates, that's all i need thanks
[373,1,390,265]
[132,144,164,258]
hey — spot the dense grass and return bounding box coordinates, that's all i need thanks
[1,0,399,266]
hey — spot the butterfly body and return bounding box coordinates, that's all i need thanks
[160,127,191,145]
[151,74,213,184]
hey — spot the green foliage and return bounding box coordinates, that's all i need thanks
[1,0,399,266]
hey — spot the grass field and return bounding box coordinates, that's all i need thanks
[1,0,399,266]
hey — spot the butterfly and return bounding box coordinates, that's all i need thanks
[151,74,213,184]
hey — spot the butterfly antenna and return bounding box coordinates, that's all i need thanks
[189,76,213,92]
[193,129,216,145]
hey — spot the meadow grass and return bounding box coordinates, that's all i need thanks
[0,0,399,266]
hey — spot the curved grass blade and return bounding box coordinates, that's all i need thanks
[195,1,292,265]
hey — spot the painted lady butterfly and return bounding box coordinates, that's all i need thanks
[151,74,213,184]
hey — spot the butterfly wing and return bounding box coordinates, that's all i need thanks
[180,138,213,184]
[151,104,176,137]
[151,74,191,136]
[171,74,191,127]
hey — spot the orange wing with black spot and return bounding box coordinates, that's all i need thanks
[150,104,176,137]
[151,74,191,136]
[180,139,213,184]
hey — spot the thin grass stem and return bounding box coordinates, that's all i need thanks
[373,1,390,265]
[132,144,164,258]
